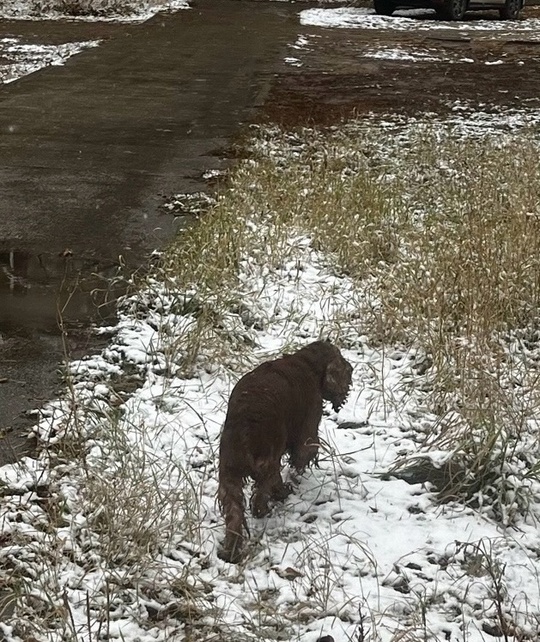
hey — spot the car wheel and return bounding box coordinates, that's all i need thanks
[499,0,522,20]
[373,0,395,16]
[437,0,467,20]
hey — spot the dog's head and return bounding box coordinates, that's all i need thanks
[322,346,353,412]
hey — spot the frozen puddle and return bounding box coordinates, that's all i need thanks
[0,38,100,85]
[301,7,540,37]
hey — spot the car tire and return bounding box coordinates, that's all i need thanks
[437,0,467,20]
[373,0,395,16]
[499,0,522,20]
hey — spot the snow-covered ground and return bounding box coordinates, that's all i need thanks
[301,6,540,37]
[0,0,189,22]
[0,37,100,84]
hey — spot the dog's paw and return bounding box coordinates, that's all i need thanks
[217,544,244,564]
[218,533,244,564]
[272,482,293,501]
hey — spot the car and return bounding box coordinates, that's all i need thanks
[373,0,525,21]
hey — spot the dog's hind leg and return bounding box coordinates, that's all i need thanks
[251,463,291,518]
[218,470,245,563]
[289,437,320,474]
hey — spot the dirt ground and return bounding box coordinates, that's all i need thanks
[264,5,540,125]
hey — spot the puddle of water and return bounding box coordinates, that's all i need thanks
[0,248,125,464]
[0,248,122,333]
[0,195,210,464]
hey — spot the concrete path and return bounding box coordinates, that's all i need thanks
[0,0,301,456]
[0,0,297,259]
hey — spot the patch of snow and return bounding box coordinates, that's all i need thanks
[361,46,511,65]
[363,45,441,62]
[0,38,100,85]
[285,56,303,66]
[336,105,540,138]
[442,103,540,132]
[301,7,540,38]
[293,34,311,49]
[0,0,189,23]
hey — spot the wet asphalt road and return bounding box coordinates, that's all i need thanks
[0,0,301,462]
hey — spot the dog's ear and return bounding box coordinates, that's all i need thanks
[324,358,343,391]
[322,353,353,412]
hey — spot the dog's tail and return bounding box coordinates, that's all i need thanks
[217,466,246,563]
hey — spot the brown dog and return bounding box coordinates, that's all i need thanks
[217,340,353,563]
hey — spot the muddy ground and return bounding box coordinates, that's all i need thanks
[265,5,540,125]
[1,1,540,464]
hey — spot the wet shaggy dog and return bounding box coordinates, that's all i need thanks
[217,341,353,563]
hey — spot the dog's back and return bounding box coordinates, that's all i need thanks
[220,356,323,477]
[217,341,352,563]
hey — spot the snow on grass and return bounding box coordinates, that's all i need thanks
[0,0,189,23]
[444,102,540,130]
[2,110,540,641]
[300,7,540,37]
[0,37,100,84]
[330,103,540,137]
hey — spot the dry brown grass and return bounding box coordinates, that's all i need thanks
[164,123,540,517]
